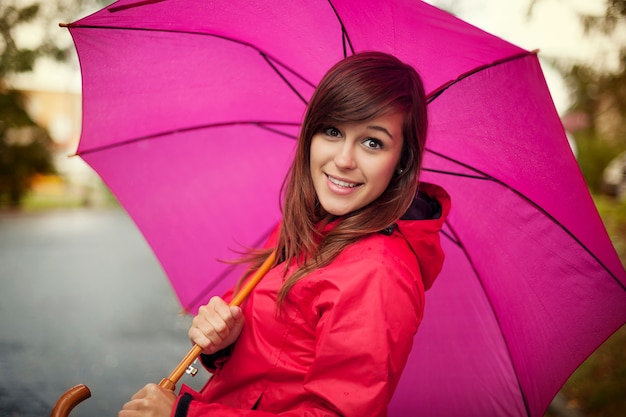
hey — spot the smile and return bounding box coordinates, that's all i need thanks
[326,174,361,188]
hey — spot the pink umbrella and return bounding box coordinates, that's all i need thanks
[64,0,626,416]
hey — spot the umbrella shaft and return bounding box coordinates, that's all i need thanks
[159,250,277,390]
[159,344,202,390]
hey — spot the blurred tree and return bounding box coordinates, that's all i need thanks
[1,2,65,75]
[533,0,626,191]
[0,0,103,208]
[568,0,626,142]
[0,90,56,207]
[1,2,54,207]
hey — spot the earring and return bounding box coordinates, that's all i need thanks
[397,168,404,175]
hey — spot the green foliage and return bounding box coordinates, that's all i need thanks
[595,194,626,266]
[0,3,42,76]
[0,89,56,207]
[546,0,626,196]
[563,53,626,145]
[0,88,33,125]
[0,1,66,208]
[580,0,626,35]
[0,1,105,79]
[0,129,56,208]
[574,131,626,192]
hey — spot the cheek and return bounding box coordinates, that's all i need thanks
[378,166,397,190]
[309,136,323,167]
[368,155,401,196]
[373,155,399,182]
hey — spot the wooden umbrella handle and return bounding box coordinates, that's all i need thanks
[50,384,91,417]
[159,250,277,390]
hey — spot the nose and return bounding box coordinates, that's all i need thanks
[334,142,356,170]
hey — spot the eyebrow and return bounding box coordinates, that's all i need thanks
[366,125,394,140]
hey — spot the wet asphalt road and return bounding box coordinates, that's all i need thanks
[0,208,209,417]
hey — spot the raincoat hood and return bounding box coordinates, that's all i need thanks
[397,182,451,291]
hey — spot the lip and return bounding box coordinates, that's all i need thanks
[325,173,362,195]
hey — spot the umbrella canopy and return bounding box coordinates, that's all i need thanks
[65,0,626,416]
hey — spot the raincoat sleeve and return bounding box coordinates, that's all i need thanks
[298,244,425,416]
[171,237,424,417]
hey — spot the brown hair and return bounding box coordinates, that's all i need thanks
[241,51,428,306]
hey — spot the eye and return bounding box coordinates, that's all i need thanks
[323,127,342,137]
[363,138,383,150]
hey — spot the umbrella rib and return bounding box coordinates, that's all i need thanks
[327,0,355,57]
[260,53,308,105]
[107,0,166,13]
[183,225,277,312]
[256,123,299,140]
[426,50,537,103]
[439,228,459,246]
[444,220,533,417]
[424,148,493,180]
[66,24,317,93]
[74,121,300,156]
[422,167,490,181]
[426,148,625,291]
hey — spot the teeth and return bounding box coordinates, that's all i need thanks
[328,175,358,188]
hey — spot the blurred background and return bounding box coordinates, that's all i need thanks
[0,0,624,416]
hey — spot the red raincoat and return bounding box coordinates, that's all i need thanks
[173,183,450,417]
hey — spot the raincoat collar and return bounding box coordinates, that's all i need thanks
[397,182,450,290]
[314,182,450,291]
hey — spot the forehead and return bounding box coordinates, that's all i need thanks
[343,112,405,135]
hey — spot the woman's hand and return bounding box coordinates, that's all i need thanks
[118,383,175,417]
[189,296,244,355]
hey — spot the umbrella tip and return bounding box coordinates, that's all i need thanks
[531,48,540,55]
[59,22,70,28]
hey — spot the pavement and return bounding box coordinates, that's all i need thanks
[0,208,209,417]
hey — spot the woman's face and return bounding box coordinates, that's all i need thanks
[309,112,404,216]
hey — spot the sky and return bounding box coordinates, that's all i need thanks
[12,0,621,115]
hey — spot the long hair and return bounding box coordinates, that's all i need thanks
[240,51,428,306]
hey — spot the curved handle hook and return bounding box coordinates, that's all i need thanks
[50,384,91,417]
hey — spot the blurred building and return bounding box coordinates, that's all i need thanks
[20,89,107,206]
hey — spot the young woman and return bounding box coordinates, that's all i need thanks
[120,51,450,417]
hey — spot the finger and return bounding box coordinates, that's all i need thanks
[120,384,172,416]
[205,308,234,341]
[129,384,150,401]
[199,297,236,340]
[230,305,242,320]
[120,398,147,413]
[194,308,227,339]
[188,325,215,352]
[208,297,238,331]
[193,297,231,327]
[188,304,226,353]
[189,296,243,354]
